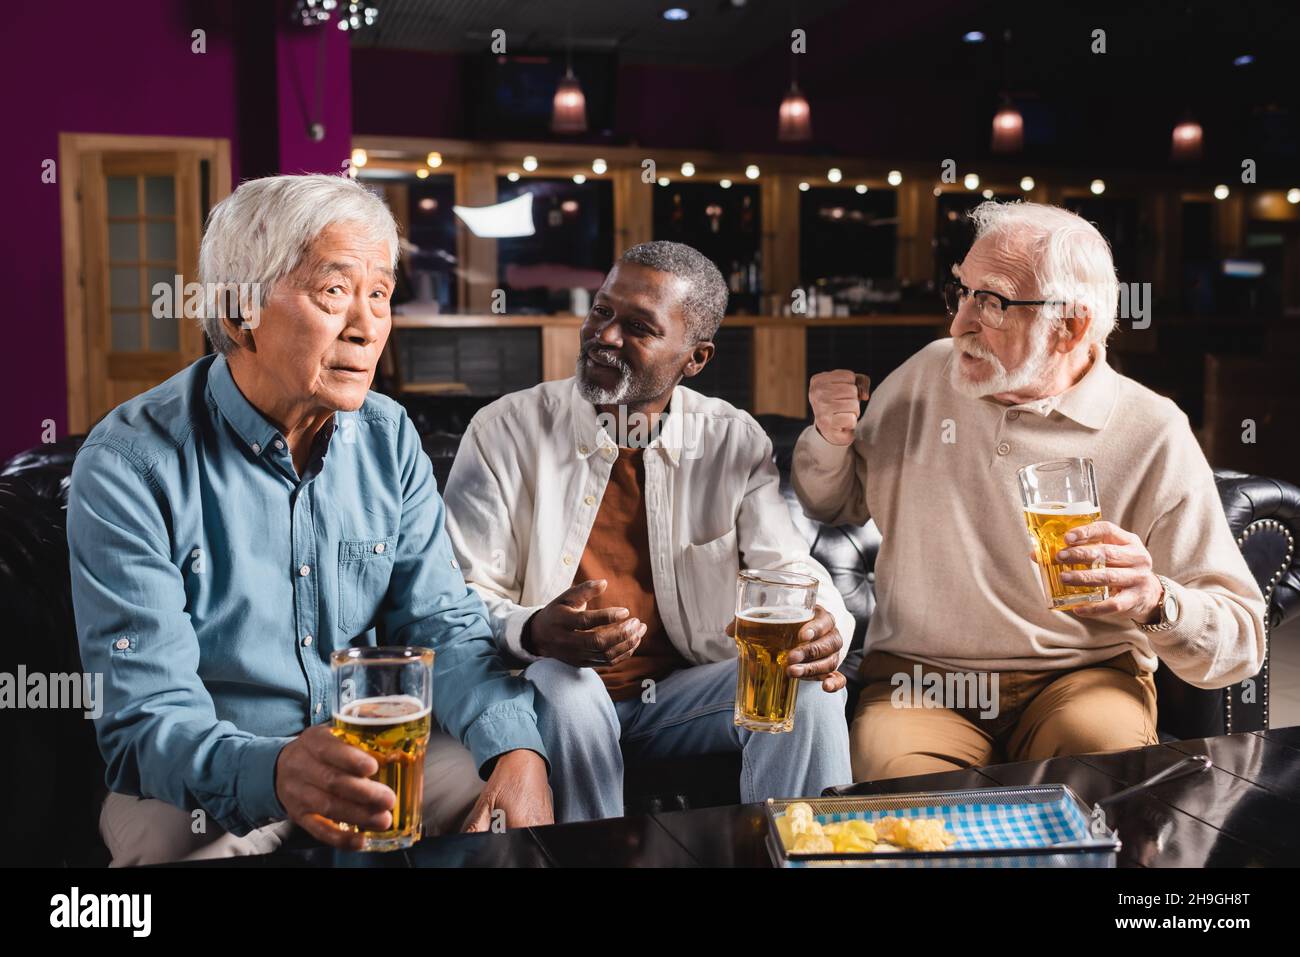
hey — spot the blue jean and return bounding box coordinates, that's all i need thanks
[523,657,852,822]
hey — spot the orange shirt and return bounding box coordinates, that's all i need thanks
[577,447,688,701]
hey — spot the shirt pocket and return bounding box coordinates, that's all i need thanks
[678,527,740,652]
[338,535,398,635]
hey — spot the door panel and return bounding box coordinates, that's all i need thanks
[79,150,208,425]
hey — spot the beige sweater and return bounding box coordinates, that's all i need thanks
[792,338,1266,689]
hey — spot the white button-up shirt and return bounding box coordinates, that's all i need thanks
[443,378,854,666]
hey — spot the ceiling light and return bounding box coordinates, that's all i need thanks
[350,148,368,168]
[1213,184,1229,200]
[1090,179,1106,195]
[662,7,690,21]
[681,162,695,177]
[552,68,587,133]
[745,164,760,179]
[798,182,810,191]
[592,158,607,174]
[887,170,902,186]
[522,155,539,172]
[573,174,587,184]
[719,178,733,189]
[426,151,443,168]
[1020,176,1035,191]
[963,31,985,43]
[855,184,867,194]
[827,167,842,183]
[964,173,980,190]
[1171,117,1203,163]
[778,82,812,143]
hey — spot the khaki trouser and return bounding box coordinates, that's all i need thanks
[850,650,1158,783]
[101,728,485,867]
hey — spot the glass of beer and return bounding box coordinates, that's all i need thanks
[1018,458,1107,610]
[330,646,434,852]
[733,569,818,733]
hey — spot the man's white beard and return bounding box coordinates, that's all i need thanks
[575,351,635,404]
[948,321,1055,399]
[575,347,680,406]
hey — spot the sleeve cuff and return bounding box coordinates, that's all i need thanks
[1143,580,1211,654]
[501,604,546,664]
[462,706,550,779]
[795,423,856,471]
[235,735,293,831]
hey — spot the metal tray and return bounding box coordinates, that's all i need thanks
[765,786,1122,868]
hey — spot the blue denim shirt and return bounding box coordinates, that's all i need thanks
[67,353,546,835]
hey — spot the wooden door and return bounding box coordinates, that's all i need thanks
[60,134,230,433]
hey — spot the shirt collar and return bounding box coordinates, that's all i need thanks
[207,352,282,455]
[974,343,1119,430]
[568,378,685,467]
[1035,344,1118,430]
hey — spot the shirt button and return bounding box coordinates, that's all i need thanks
[562,554,574,566]
[584,495,596,506]
[315,702,323,715]
[603,447,616,460]
[1007,411,1020,421]
[450,558,459,569]
[578,445,589,455]
[251,442,261,454]
[302,634,313,646]
[997,442,1011,456]
[373,542,385,554]
[114,637,130,651]
[299,564,311,576]
[274,438,285,449]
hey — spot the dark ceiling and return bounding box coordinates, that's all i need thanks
[347,0,1300,174]
[350,0,860,65]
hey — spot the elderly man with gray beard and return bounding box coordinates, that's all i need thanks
[792,201,1266,782]
[443,241,854,822]
[68,174,552,865]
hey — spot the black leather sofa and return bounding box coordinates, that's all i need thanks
[2,404,1297,866]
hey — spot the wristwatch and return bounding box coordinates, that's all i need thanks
[1138,575,1180,632]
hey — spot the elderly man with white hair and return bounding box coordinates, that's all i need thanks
[67,174,552,865]
[793,200,1266,781]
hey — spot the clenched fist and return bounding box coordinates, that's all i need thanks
[809,370,871,446]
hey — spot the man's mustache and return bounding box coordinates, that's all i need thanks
[581,343,631,371]
[954,335,996,361]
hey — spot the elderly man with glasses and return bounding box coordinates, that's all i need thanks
[792,200,1266,782]
[67,174,552,865]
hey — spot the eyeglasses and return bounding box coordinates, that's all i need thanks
[942,280,1065,330]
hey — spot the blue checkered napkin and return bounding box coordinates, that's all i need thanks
[819,795,1092,850]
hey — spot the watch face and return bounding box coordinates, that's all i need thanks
[1163,590,1178,622]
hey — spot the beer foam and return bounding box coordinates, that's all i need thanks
[1024,501,1099,516]
[737,606,815,624]
[333,694,430,725]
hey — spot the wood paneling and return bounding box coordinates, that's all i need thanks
[761,174,800,309]
[455,160,499,314]
[541,324,581,381]
[751,325,806,417]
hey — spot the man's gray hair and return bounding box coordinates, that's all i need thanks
[618,241,729,343]
[968,200,1120,345]
[197,173,399,354]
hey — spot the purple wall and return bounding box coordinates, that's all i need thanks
[0,1,352,462]
[277,26,354,176]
